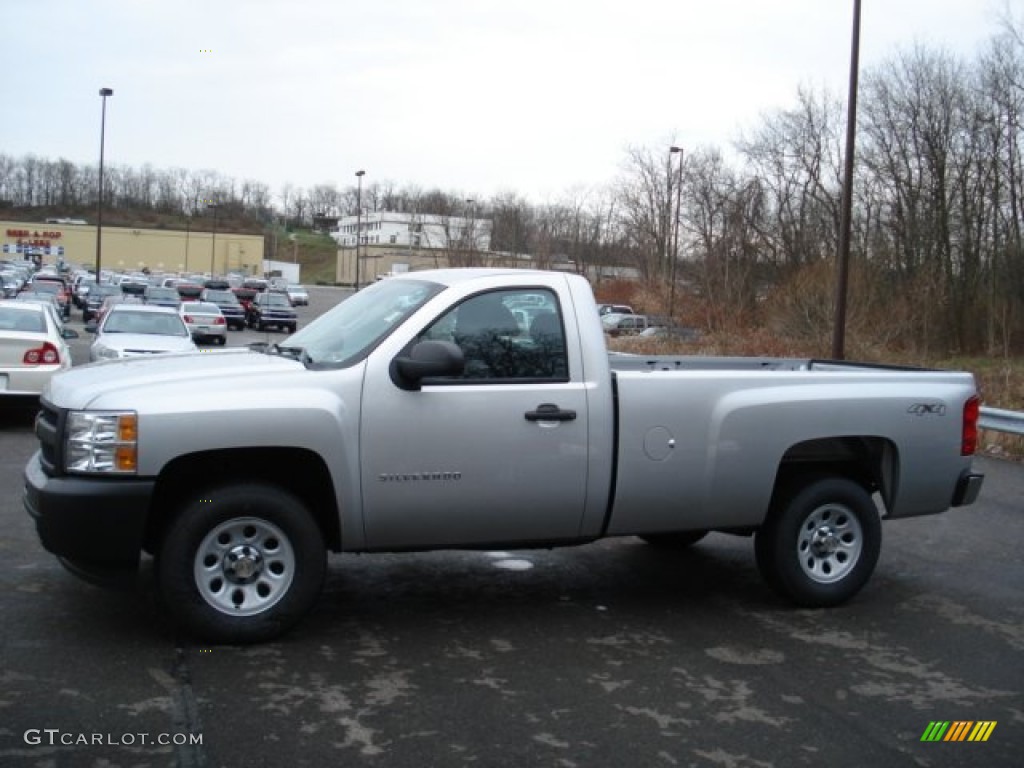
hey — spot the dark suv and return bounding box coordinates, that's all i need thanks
[83,284,123,322]
[247,291,297,333]
[200,289,246,330]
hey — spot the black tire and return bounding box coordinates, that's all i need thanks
[287,324,297,334]
[755,476,881,607]
[156,484,326,643]
[215,335,226,346]
[639,530,708,548]
[257,321,265,332]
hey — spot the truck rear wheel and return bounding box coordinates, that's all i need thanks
[755,476,880,607]
[156,484,326,643]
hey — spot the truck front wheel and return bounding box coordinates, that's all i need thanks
[755,476,881,607]
[156,484,326,643]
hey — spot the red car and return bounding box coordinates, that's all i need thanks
[26,275,71,319]
[231,287,259,313]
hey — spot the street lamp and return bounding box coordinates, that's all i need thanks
[669,145,684,318]
[355,170,365,290]
[831,0,862,360]
[184,214,191,271]
[94,87,113,280]
[208,202,219,276]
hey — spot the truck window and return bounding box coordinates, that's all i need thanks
[418,289,568,381]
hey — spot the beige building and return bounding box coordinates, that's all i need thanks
[1,219,264,276]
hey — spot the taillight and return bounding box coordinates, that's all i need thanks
[184,315,194,323]
[962,395,980,456]
[214,317,225,325]
[23,341,60,365]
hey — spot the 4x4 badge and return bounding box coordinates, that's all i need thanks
[908,403,946,416]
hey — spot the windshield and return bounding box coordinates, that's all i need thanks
[103,310,188,337]
[284,278,443,367]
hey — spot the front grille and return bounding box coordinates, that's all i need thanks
[35,400,64,476]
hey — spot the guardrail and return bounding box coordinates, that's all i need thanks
[979,406,1024,436]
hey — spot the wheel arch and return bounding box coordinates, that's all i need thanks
[772,436,897,517]
[145,447,342,554]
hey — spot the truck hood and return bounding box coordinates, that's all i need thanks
[44,348,303,409]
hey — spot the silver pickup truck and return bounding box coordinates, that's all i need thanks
[24,269,984,643]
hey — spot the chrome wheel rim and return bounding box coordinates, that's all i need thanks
[193,517,295,616]
[797,503,863,584]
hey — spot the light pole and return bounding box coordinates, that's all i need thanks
[184,214,191,271]
[207,202,219,276]
[669,145,684,318]
[94,87,113,280]
[355,170,365,290]
[831,0,862,360]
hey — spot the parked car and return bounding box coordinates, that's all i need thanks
[92,295,143,328]
[72,275,96,308]
[285,284,310,306]
[174,282,204,302]
[601,312,653,336]
[246,290,297,333]
[15,291,65,318]
[203,278,231,291]
[0,299,77,399]
[242,278,269,293]
[199,289,246,330]
[232,287,259,314]
[83,284,124,322]
[180,303,228,348]
[25,277,71,319]
[87,304,197,361]
[597,303,635,316]
[120,279,149,297]
[144,285,183,310]
[179,301,227,345]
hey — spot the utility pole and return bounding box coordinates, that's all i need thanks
[831,0,862,360]
[355,170,365,290]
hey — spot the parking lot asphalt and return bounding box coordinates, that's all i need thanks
[1,285,1021,767]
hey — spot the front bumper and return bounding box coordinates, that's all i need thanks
[24,451,155,578]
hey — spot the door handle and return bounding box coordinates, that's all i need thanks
[525,403,577,422]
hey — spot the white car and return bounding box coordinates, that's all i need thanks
[285,284,309,306]
[179,301,227,345]
[0,300,78,398]
[88,304,197,362]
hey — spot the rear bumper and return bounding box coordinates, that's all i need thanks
[952,470,984,507]
[24,451,155,576]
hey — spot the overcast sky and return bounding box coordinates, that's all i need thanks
[1,0,1014,204]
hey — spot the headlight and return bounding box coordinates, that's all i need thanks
[65,411,138,474]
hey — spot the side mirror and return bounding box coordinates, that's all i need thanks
[390,340,465,390]
[62,328,80,339]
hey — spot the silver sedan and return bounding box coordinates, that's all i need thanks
[180,301,228,345]
[0,300,78,396]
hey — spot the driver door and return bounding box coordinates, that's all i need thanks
[359,288,589,549]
